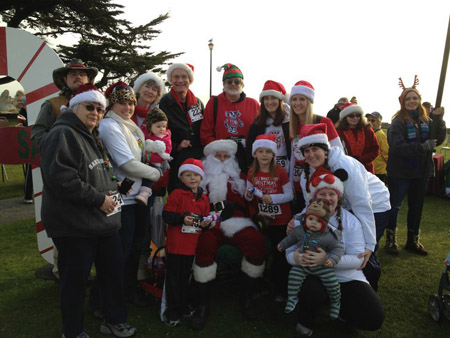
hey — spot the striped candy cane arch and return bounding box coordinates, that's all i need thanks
[0,27,63,263]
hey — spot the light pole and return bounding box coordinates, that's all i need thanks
[208,39,214,98]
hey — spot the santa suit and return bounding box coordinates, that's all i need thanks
[193,173,266,282]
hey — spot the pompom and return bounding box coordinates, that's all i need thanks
[216,66,223,72]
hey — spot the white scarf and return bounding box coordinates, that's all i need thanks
[106,110,145,161]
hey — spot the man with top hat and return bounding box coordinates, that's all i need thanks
[190,139,266,330]
[200,64,259,169]
[32,58,98,146]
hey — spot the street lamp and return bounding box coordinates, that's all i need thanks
[208,39,214,98]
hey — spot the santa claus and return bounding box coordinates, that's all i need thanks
[190,139,266,330]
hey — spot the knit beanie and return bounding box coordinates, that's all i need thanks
[252,134,277,157]
[289,80,315,103]
[104,81,137,106]
[167,63,195,84]
[339,102,364,121]
[259,80,287,101]
[217,63,244,81]
[68,83,106,109]
[145,107,168,129]
[178,158,204,178]
[305,198,331,232]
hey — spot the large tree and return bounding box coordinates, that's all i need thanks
[0,0,181,88]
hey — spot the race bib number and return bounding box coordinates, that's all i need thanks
[188,105,203,122]
[107,192,124,217]
[276,157,289,171]
[181,225,200,234]
[258,203,281,218]
[293,166,303,182]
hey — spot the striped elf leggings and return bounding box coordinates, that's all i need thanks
[286,265,341,319]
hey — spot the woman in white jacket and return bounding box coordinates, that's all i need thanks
[285,169,384,336]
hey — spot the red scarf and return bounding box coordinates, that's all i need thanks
[342,128,365,157]
[170,88,198,125]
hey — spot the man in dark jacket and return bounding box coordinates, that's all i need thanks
[326,97,349,125]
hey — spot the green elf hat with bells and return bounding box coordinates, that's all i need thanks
[216,63,244,81]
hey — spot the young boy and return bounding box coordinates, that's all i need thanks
[162,158,212,327]
[278,198,344,319]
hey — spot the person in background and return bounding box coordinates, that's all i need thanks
[336,103,380,174]
[132,71,165,137]
[246,80,291,175]
[200,63,259,171]
[40,84,136,338]
[326,97,349,125]
[159,63,204,192]
[385,77,446,256]
[17,97,34,204]
[365,112,389,183]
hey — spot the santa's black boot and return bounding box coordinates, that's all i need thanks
[240,273,258,320]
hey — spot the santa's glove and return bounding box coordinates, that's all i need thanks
[219,202,233,222]
[421,139,436,152]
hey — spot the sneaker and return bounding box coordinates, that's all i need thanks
[164,318,180,327]
[295,323,313,337]
[100,322,136,337]
[24,199,34,204]
[62,332,90,338]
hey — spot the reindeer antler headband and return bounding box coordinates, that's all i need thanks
[398,75,419,90]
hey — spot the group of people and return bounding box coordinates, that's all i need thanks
[32,58,447,338]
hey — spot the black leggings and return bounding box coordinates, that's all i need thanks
[297,275,385,330]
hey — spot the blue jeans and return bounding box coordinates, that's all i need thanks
[386,176,428,234]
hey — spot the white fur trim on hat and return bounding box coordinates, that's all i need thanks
[133,72,165,102]
[289,85,314,103]
[220,217,256,237]
[252,139,277,157]
[241,258,265,278]
[259,89,283,101]
[69,90,106,109]
[204,139,237,157]
[193,262,217,283]
[295,134,330,152]
[178,163,204,178]
[167,63,194,84]
[339,105,364,121]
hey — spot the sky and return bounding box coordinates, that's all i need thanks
[1,0,450,125]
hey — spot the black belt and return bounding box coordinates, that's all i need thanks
[210,201,226,212]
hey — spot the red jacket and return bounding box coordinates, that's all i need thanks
[200,92,259,145]
[163,187,210,255]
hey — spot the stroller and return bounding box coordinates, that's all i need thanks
[428,253,450,322]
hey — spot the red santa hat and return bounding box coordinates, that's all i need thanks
[296,123,330,154]
[252,134,277,157]
[167,63,195,84]
[339,102,364,121]
[306,167,347,201]
[178,158,204,178]
[289,80,315,103]
[204,139,237,157]
[259,80,287,101]
[216,63,244,80]
[68,83,106,109]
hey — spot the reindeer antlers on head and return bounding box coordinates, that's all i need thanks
[398,75,419,90]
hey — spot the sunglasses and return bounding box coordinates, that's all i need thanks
[225,79,242,85]
[347,114,361,119]
[80,103,105,114]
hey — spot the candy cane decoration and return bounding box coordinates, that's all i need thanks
[0,27,63,263]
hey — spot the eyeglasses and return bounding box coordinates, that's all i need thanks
[80,103,105,114]
[225,79,242,85]
[347,114,361,119]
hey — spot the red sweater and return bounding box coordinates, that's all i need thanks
[200,92,259,145]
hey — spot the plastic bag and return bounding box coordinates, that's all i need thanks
[150,196,166,247]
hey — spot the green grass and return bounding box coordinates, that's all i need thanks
[1,197,450,338]
[0,165,25,200]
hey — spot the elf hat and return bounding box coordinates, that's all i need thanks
[133,71,165,102]
[217,63,244,81]
[339,102,364,121]
[104,81,137,106]
[305,198,331,232]
[68,83,106,109]
[306,167,347,201]
[167,63,195,84]
[204,139,237,157]
[259,80,287,101]
[296,123,330,155]
[289,80,315,103]
[145,107,168,128]
[178,158,204,178]
[252,134,277,157]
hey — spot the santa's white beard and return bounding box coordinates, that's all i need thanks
[223,87,243,96]
[201,155,246,203]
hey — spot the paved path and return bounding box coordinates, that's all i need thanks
[0,197,35,224]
